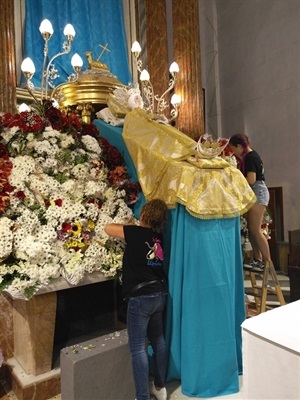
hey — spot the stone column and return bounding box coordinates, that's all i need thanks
[0,0,17,113]
[13,293,57,375]
[172,0,204,137]
[0,294,14,360]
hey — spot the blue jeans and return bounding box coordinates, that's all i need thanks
[127,291,167,400]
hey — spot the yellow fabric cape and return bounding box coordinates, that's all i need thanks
[123,109,256,219]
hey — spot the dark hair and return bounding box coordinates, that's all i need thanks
[229,133,249,149]
[140,199,168,233]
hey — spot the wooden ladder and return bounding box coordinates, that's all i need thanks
[244,260,286,315]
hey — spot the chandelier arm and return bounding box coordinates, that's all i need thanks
[168,104,179,122]
[141,80,155,113]
[44,40,72,99]
[50,81,66,102]
[25,78,40,105]
[40,40,50,99]
[135,57,142,74]
[156,76,176,113]
[51,68,80,101]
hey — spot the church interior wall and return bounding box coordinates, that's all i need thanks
[11,0,300,238]
[200,0,300,239]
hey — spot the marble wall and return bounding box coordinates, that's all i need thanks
[0,294,14,364]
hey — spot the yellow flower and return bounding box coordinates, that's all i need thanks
[65,239,85,250]
[71,222,82,237]
[87,220,95,230]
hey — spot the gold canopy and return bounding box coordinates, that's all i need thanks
[57,52,125,122]
[58,69,124,108]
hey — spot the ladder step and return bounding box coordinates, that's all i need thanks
[244,260,286,316]
[250,285,278,294]
[246,289,278,297]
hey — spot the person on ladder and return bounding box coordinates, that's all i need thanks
[229,133,271,271]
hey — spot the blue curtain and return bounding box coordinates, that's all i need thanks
[23,0,132,88]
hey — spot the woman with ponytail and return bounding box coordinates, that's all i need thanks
[229,133,271,271]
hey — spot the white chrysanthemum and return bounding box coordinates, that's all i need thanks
[40,158,59,170]
[61,252,85,284]
[84,180,107,197]
[90,167,107,180]
[60,179,76,194]
[15,208,40,231]
[60,135,75,148]
[43,127,61,138]
[85,203,100,220]
[7,277,40,296]
[33,140,59,158]
[38,263,61,283]
[1,126,19,143]
[0,217,14,259]
[29,174,60,198]
[9,155,37,186]
[224,155,238,168]
[26,133,35,142]
[81,135,102,155]
[71,163,90,179]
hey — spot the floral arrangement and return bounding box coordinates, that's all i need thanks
[0,100,141,298]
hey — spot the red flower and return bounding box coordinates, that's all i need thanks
[0,144,10,158]
[0,194,10,213]
[14,190,26,201]
[108,166,128,185]
[0,157,13,213]
[118,180,141,205]
[80,123,100,138]
[64,113,81,130]
[45,107,66,131]
[54,199,63,207]
[98,136,125,170]
[62,222,72,232]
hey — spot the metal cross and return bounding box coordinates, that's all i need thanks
[97,43,111,61]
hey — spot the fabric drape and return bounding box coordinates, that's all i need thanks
[165,206,244,397]
[93,118,246,397]
[122,109,256,219]
[23,0,131,87]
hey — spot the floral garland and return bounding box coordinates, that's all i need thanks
[0,100,141,298]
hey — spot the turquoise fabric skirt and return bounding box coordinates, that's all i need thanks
[165,205,245,397]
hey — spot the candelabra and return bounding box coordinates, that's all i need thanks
[131,41,181,123]
[20,19,83,103]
